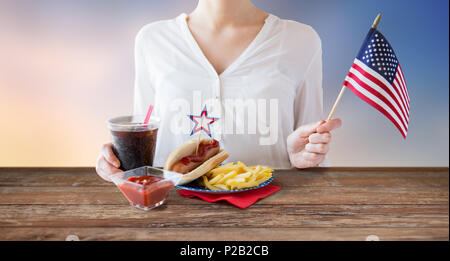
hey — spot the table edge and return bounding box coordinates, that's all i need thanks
[0,166,448,172]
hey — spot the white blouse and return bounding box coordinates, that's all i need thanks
[133,13,324,168]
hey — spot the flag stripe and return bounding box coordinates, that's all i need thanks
[394,74,410,110]
[348,69,409,127]
[393,68,409,108]
[345,75,408,135]
[392,73,409,112]
[352,60,410,123]
[350,59,409,115]
[392,78,409,117]
[344,79,407,138]
[398,65,410,102]
[346,74,408,132]
[354,60,410,115]
[351,66,409,120]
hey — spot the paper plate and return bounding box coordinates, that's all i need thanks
[176,176,273,194]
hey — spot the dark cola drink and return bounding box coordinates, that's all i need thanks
[108,116,159,171]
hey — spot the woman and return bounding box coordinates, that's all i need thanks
[96,0,342,181]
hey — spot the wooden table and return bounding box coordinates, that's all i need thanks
[0,167,448,241]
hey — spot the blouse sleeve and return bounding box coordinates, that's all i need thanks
[293,43,330,167]
[133,30,155,116]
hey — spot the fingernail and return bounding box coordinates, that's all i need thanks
[114,161,120,168]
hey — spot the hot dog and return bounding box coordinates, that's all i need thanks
[164,138,229,185]
[170,139,220,174]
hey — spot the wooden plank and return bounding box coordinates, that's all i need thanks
[0,168,447,188]
[0,204,447,228]
[0,168,103,187]
[0,186,447,205]
[0,227,447,241]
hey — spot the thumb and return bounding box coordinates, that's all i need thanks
[287,120,325,154]
[102,143,121,168]
[296,120,326,138]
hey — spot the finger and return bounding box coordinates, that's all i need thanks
[305,143,330,154]
[308,132,332,144]
[101,143,120,168]
[288,120,327,154]
[296,120,326,138]
[96,155,122,182]
[302,151,325,166]
[316,118,342,133]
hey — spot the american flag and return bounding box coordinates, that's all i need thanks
[344,28,410,138]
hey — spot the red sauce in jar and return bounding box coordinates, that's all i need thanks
[117,175,174,208]
[179,139,219,165]
[126,175,163,185]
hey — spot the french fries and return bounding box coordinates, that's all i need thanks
[198,162,273,190]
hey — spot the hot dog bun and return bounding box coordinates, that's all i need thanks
[164,138,229,185]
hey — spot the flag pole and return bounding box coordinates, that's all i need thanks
[326,13,382,121]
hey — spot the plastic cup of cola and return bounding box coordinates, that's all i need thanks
[107,115,160,171]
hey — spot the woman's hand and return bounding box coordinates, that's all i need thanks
[287,118,342,168]
[95,143,122,182]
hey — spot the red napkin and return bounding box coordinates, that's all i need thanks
[177,185,281,209]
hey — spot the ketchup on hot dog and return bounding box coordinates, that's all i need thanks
[170,139,220,174]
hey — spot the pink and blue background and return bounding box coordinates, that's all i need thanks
[0,0,448,167]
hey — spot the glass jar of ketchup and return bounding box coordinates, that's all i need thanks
[110,166,183,210]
